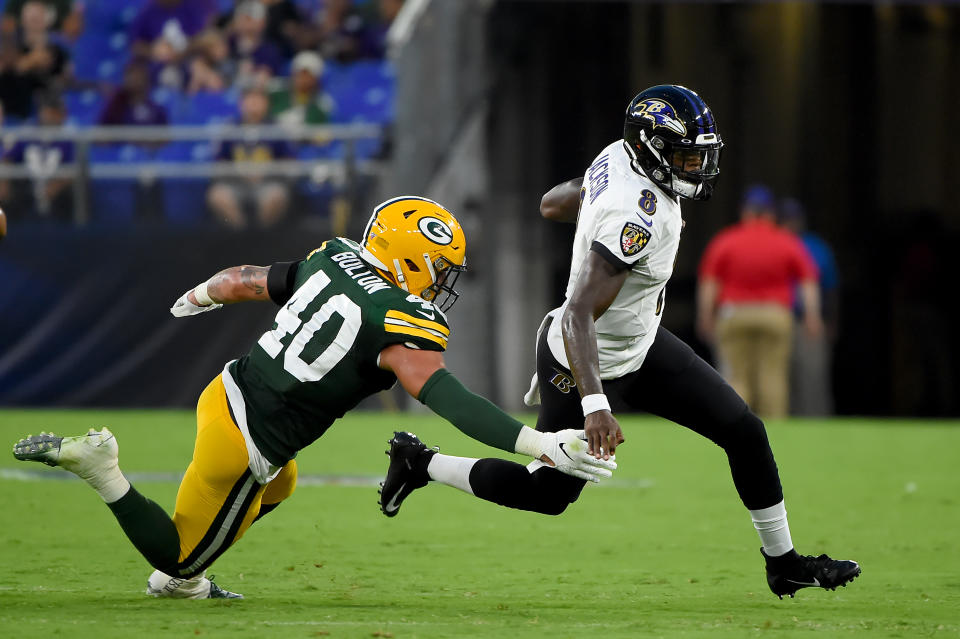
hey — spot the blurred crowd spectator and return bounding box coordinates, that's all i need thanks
[207,87,291,229]
[0,0,71,119]
[99,59,168,126]
[271,50,331,126]
[0,90,73,221]
[0,0,402,227]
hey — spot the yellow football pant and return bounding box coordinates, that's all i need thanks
[170,375,297,572]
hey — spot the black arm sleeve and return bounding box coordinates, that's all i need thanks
[267,260,301,305]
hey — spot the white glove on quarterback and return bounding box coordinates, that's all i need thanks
[515,426,617,483]
[169,289,222,317]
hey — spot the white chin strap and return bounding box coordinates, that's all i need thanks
[392,258,409,291]
[422,253,437,284]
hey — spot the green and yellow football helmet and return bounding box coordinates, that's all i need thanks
[361,196,467,311]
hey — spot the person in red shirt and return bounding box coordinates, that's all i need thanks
[696,184,822,418]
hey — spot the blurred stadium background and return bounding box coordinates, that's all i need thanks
[0,0,957,418]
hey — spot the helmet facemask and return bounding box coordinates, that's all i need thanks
[419,254,466,312]
[634,130,722,200]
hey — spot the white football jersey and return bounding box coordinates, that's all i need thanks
[546,139,683,379]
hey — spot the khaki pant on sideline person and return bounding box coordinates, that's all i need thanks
[716,304,793,419]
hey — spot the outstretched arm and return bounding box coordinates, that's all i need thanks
[170,262,299,317]
[187,265,271,305]
[540,177,584,223]
[378,344,615,481]
[561,249,629,459]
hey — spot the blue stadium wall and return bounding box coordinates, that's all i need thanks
[0,226,322,407]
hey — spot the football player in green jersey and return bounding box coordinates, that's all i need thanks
[12,196,615,599]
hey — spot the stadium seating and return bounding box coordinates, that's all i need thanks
[2,0,392,225]
[88,144,149,225]
[154,142,215,226]
[64,90,106,126]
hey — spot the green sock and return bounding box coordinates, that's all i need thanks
[106,486,180,571]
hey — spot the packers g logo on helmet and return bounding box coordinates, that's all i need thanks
[417,216,454,245]
[361,196,467,311]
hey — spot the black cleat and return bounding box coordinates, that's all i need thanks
[762,548,861,599]
[378,431,436,517]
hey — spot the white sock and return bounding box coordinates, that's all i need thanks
[427,454,478,495]
[750,500,794,557]
[89,467,131,504]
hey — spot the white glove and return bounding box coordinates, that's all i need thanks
[169,289,222,317]
[515,426,617,483]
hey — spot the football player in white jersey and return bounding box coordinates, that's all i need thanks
[379,85,860,599]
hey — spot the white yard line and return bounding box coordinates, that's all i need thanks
[0,467,653,489]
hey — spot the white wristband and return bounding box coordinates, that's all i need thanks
[581,393,611,416]
[513,425,541,457]
[193,280,215,306]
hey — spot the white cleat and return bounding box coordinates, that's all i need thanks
[13,428,119,483]
[146,569,243,599]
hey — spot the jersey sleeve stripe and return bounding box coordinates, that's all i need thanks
[384,310,450,336]
[384,317,448,340]
[305,241,328,260]
[384,323,448,348]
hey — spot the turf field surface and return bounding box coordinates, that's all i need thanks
[1,409,958,639]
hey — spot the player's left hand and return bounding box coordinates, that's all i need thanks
[169,289,223,317]
[584,410,624,460]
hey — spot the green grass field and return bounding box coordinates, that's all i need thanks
[1,409,958,638]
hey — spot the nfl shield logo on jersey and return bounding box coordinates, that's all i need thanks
[620,222,651,257]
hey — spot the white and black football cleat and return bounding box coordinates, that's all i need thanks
[378,431,436,518]
[762,548,861,599]
[146,570,243,599]
[13,428,119,480]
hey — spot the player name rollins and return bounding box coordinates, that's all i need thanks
[330,251,392,294]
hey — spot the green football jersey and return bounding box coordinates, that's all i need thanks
[228,238,451,466]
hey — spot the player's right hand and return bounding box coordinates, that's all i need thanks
[169,289,223,317]
[584,411,624,460]
[537,429,617,483]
